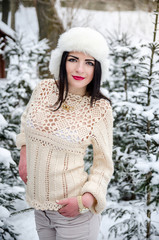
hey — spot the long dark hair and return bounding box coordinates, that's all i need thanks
[54,51,111,110]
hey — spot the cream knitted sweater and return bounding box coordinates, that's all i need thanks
[16,79,114,214]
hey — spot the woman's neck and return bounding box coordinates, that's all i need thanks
[68,86,86,97]
[55,80,87,97]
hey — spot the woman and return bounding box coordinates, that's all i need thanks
[16,27,114,240]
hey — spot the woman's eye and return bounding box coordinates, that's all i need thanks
[68,58,77,62]
[86,61,95,66]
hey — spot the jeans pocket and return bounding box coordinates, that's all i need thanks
[56,211,76,220]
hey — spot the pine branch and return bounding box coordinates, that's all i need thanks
[10,208,34,216]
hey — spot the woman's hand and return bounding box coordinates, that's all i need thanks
[19,145,27,184]
[82,192,96,209]
[57,193,95,217]
[57,197,79,217]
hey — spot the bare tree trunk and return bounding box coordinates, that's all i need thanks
[35,0,64,78]
[35,0,64,49]
[10,0,19,30]
[2,0,10,24]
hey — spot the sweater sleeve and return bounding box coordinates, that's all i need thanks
[16,82,41,149]
[81,100,114,214]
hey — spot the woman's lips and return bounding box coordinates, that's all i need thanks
[72,75,85,80]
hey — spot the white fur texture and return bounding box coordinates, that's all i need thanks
[49,27,109,83]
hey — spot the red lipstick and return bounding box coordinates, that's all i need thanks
[72,76,85,80]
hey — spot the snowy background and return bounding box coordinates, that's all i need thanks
[4,3,157,43]
[0,1,159,240]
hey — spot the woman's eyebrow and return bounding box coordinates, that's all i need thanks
[68,55,95,62]
[68,55,79,59]
[85,59,95,62]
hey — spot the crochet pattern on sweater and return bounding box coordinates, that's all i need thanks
[16,79,114,214]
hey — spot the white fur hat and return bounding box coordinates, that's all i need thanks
[49,27,109,83]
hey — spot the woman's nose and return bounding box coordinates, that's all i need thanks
[75,62,84,74]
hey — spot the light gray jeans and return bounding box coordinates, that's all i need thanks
[34,209,101,240]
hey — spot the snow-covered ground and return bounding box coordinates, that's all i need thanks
[8,199,38,240]
[10,210,38,240]
[1,2,159,240]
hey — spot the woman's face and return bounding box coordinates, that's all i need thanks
[66,51,95,95]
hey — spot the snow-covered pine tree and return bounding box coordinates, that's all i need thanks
[0,33,50,238]
[105,31,141,96]
[84,144,93,174]
[104,31,142,203]
[102,32,146,240]
[104,1,159,239]
[132,1,159,238]
[35,39,51,79]
[1,34,50,162]
[5,34,50,82]
[0,120,23,239]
